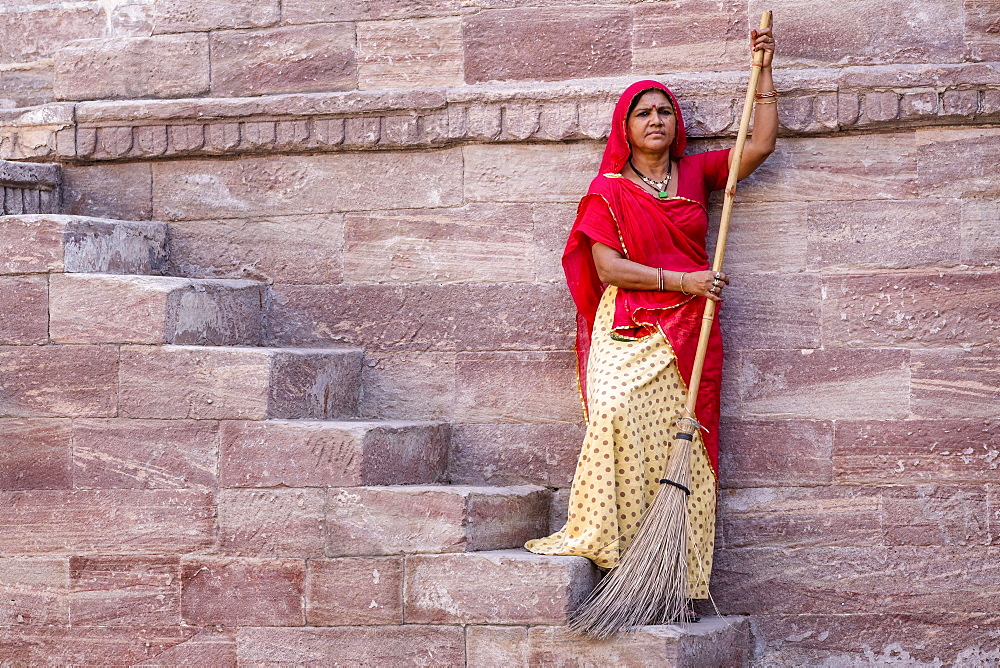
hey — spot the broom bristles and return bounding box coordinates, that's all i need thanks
[568,436,694,639]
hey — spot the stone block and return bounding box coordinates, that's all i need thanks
[153,0,279,33]
[359,352,457,421]
[343,204,535,283]
[916,127,1000,198]
[734,349,911,420]
[466,626,529,667]
[72,418,217,489]
[55,34,210,100]
[283,0,465,23]
[0,345,117,418]
[181,557,304,626]
[0,558,69,626]
[911,349,1000,418]
[882,485,989,546]
[166,215,344,284]
[549,488,571,534]
[358,17,462,89]
[0,490,213,555]
[455,351,580,423]
[718,419,834,489]
[60,163,153,220]
[0,419,72,490]
[0,276,47,344]
[326,485,549,556]
[464,143,603,203]
[152,150,462,220]
[823,271,1000,348]
[133,629,237,667]
[0,627,201,665]
[404,550,598,624]
[941,89,979,118]
[235,626,465,665]
[118,346,361,420]
[807,199,963,269]
[746,0,964,67]
[217,489,326,558]
[219,419,448,487]
[306,557,403,625]
[632,0,746,73]
[464,8,631,83]
[69,556,180,626]
[721,272,821,351]
[0,214,166,276]
[531,202,577,283]
[50,274,265,345]
[708,201,810,275]
[736,133,918,203]
[720,486,882,548]
[448,423,584,488]
[833,419,1000,484]
[965,0,1000,60]
[210,23,356,97]
[0,8,106,64]
[962,198,1000,266]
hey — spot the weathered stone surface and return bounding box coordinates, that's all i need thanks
[61,163,153,220]
[73,418,217,489]
[882,485,989,546]
[455,351,580,423]
[0,558,68,626]
[807,199,963,269]
[220,420,448,487]
[719,419,834,489]
[210,24,356,97]
[549,487,570,534]
[167,215,344,284]
[50,274,265,345]
[0,8,106,64]
[181,558,304,626]
[404,550,598,624]
[0,490,213,555]
[709,201,810,275]
[911,348,1000,418]
[55,34,210,101]
[530,202,576,283]
[721,272,822,351]
[833,419,1000,484]
[720,486,882,548]
[326,485,549,556]
[965,0,1000,61]
[69,556,180,626]
[448,423,584,488]
[153,0,279,33]
[0,276,47,344]
[0,627,201,665]
[119,346,361,420]
[133,629,237,667]
[916,126,1000,198]
[753,613,1000,666]
[0,419,72,490]
[962,198,1000,266]
[823,271,1000,348]
[217,489,326,558]
[343,204,535,283]
[527,617,751,667]
[464,143,603,203]
[306,557,403,625]
[235,625,466,665]
[0,345,117,418]
[151,150,462,220]
[359,352,457,421]
[358,17,463,90]
[464,8,631,83]
[632,0,746,73]
[283,0,466,23]
[733,349,911,419]
[466,626,529,667]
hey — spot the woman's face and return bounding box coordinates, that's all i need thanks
[626,90,676,156]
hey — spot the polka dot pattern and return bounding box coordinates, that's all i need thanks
[525,286,718,599]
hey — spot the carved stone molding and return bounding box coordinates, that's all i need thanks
[0,159,61,214]
[1,62,998,163]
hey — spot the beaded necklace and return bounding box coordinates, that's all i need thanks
[629,158,673,199]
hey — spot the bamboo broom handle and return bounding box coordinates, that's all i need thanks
[684,10,772,417]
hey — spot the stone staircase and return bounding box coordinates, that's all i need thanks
[0,210,749,664]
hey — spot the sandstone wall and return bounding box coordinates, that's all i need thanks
[2,0,1000,663]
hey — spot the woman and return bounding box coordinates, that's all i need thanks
[526,28,777,605]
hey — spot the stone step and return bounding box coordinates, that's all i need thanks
[404,549,599,626]
[50,273,266,345]
[220,419,450,487]
[0,214,167,276]
[325,485,550,557]
[119,346,362,420]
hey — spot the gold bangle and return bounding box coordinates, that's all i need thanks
[680,272,689,295]
[754,90,778,99]
[755,98,778,104]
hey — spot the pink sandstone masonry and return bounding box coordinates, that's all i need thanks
[1,0,999,664]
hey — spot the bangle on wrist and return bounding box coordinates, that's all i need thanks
[680,272,689,295]
[657,267,664,292]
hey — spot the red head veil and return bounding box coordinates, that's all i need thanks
[599,80,687,174]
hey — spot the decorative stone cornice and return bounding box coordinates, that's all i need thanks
[0,159,61,214]
[1,62,998,162]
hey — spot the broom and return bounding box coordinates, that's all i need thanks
[569,10,773,639]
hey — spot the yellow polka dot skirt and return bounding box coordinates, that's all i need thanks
[525,286,717,599]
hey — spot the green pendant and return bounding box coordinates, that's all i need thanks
[657,191,669,199]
